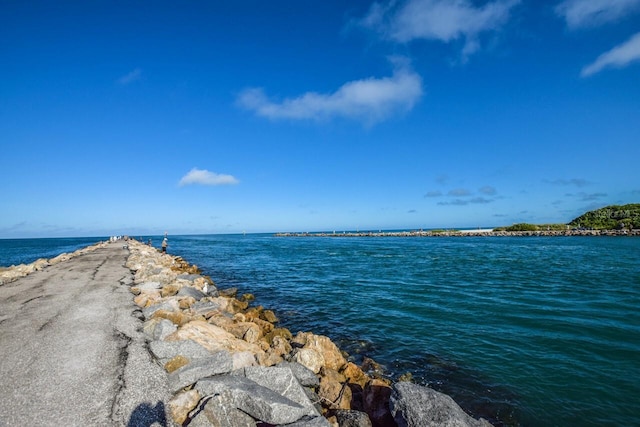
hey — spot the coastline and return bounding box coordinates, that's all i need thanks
[1,239,495,426]
[275,228,640,237]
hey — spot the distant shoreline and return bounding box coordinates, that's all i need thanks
[275,229,640,237]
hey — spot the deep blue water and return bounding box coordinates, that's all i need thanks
[2,234,639,426]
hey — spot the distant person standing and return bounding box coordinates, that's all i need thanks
[161,237,168,253]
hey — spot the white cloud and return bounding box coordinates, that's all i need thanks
[360,0,519,59]
[237,58,422,125]
[581,32,640,76]
[117,68,142,85]
[178,168,239,187]
[555,0,640,29]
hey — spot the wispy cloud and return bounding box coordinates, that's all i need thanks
[426,185,498,201]
[448,188,472,197]
[578,192,608,201]
[359,0,520,60]
[479,185,497,195]
[178,168,239,187]
[438,197,494,206]
[237,58,422,125]
[555,0,640,29]
[581,32,640,76]
[544,178,591,187]
[117,68,142,85]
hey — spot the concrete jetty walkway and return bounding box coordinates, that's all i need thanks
[0,242,173,426]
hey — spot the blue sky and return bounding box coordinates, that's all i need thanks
[1,0,639,238]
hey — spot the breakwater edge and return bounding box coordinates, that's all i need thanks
[1,238,493,426]
[275,228,640,237]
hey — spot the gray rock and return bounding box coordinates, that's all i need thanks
[218,287,238,297]
[152,319,177,341]
[281,415,333,426]
[195,375,307,425]
[191,300,224,316]
[142,299,179,319]
[243,366,320,418]
[148,339,212,365]
[177,273,201,281]
[168,351,234,392]
[277,361,319,387]
[334,409,372,427]
[134,281,161,291]
[390,382,493,427]
[176,286,206,300]
[189,391,257,427]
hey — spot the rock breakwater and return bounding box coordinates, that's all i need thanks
[125,239,494,427]
[275,229,640,238]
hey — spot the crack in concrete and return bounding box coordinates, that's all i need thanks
[110,329,133,424]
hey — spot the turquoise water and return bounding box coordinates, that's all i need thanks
[2,235,639,426]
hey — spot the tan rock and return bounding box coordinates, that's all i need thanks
[133,290,161,308]
[152,310,205,327]
[249,317,275,335]
[255,335,293,367]
[319,369,352,410]
[292,348,324,374]
[270,336,292,358]
[165,355,189,373]
[264,327,293,345]
[223,322,263,344]
[161,283,182,297]
[261,309,278,323]
[228,298,249,313]
[207,313,235,329]
[168,389,201,425]
[178,296,196,309]
[165,320,264,355]
[341,362,369,389]
[300,333,347,372]
[241,293,255,302]
[256,350,284,367]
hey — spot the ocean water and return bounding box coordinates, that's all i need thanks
[2,234,639,426]
[0,237,105,267]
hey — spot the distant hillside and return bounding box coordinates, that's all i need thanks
[569,204,640,230]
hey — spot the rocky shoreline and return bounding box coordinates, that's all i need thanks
[1,239,494,426]
[275,229,640,238]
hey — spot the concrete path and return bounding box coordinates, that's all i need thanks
[0,242,174,427]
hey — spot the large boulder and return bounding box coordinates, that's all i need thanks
[390,382,493,427]
[167,389,200,425]
[195,375,307,425]
[243,365,320,418]
[277,362,319,387]
[189,390,257,426]
[148,339,212,365]
[168,352,234,392]
[165,320,264,355]
[293,332,347,372]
